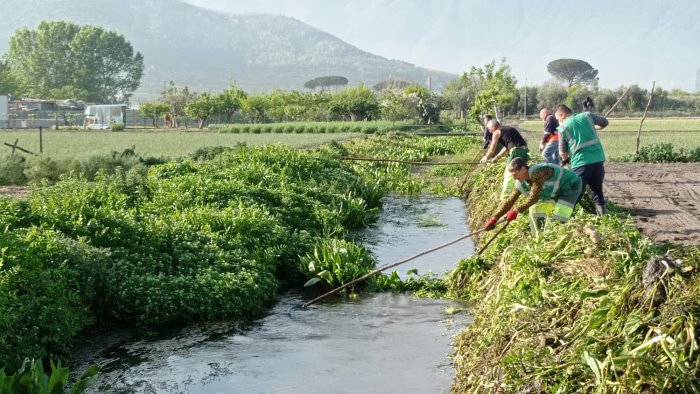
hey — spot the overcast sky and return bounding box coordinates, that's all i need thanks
[181,0,700,91]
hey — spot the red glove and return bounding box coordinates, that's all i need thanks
[484,217,498,231]
[506,210,519,221]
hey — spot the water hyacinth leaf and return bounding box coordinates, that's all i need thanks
[628,334,667,356]
[580,289,609,300]
[304,277,322,287]
[68,364,99,394]
[407,268,418,276]
[623,314,644,337]
[589,303,611,329]
[583,350,602,385]
[48,360,69,392]
[318,270,333,284]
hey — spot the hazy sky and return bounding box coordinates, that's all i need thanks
[181,0,700,91]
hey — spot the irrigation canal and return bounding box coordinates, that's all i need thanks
[70,194,475,393]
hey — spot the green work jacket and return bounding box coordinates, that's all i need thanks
[515,163,581,200]
[557,112,605,167]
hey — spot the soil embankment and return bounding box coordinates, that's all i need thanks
[604,162,700,245]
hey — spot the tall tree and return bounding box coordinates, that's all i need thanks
[547,59,598,87]
[216,85,247,123]
[329,84,380,121]
[138,101,170,128]
[184,93,217,129]
[160,82,193,127]
[471,59,518,119]
[5,21,143,103]
[303,76,349,91]
[0,56,19,95]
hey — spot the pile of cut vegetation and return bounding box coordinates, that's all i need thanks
[449,163,700,392]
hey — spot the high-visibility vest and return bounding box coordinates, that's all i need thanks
[557,112,605,167]
[515,163,580,200]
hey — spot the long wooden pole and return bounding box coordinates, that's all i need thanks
[299,226,491,309]
[341,157,480,165]
[636,81,655,155]
[603,86,632,118]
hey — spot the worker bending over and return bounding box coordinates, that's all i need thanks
[484,157,583,235]
[480,119,530,198]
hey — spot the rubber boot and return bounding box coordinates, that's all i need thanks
[595,204,607,216]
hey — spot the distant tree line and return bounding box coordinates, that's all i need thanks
[2,22,699,126]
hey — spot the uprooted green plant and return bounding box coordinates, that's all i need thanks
[449,160,700,392]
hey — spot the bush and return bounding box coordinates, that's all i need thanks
[23,158,80,184]
[0,155,28,185]
[0,228,110,370]
[623,143,700,163]
[110,123,125,132]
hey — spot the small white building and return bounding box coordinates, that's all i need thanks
[84,104,127,129]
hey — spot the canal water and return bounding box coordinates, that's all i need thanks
[70,195,474,393]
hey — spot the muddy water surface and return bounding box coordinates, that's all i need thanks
[70,195,473,393]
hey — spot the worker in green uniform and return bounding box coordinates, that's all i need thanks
[554,104,609,215]
[484,157,583,235]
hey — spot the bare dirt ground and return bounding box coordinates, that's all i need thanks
[0,186,29,198]
[604,163,700,246]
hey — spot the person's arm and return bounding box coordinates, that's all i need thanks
[481,129,501,162]
[589,113,609,130]
[491,187,521,219]
[491,146,509,161]
[558,126,570,163]
[513,167,554,212]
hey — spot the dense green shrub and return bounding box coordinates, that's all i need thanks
[23,157,81,184]
[0,227,110,369]
[622,142,700,163]
[0,135,477,372]
[110,123,125,132]
[0,155,27,185]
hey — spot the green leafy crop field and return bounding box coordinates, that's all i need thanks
[518,118,700,160]
[0,130,361,161]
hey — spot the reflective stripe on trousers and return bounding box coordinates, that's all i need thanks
[527,199,576,236]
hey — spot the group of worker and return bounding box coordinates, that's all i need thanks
[479,99,609,235]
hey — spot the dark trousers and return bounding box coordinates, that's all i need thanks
[572,161,606,207]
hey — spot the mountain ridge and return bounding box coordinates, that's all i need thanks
[0,0,457,102]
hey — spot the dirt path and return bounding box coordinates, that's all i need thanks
[0,186,29,198]
[604,163,700,245]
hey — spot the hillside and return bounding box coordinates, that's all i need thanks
[0,0,456,102]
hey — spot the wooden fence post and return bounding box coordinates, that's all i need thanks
[635,81,655,156]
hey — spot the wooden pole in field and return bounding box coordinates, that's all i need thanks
[604,86,632,118]
[636,81,655,155]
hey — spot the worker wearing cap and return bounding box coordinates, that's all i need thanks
[484,157,582,235]
[554,104,609,216]
[480,119,530,198]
